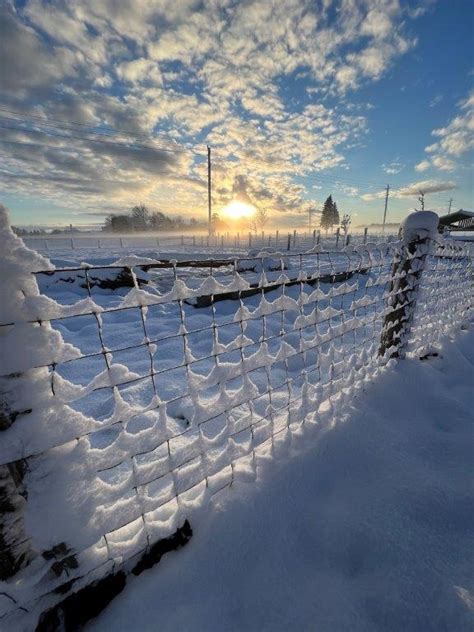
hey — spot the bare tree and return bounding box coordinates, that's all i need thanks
[248,218,258,234]
[418,191,425,211]
[340,213,351,236]
[131,203,149,231]
[255,207,269,231]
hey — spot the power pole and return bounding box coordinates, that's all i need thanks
[448,197,453,214]
[207,145,212,236]
[382,184,390,233]
[308,207,312,232]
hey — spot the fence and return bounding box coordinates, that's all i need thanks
[0,208,472,628]
[22,227,397,256]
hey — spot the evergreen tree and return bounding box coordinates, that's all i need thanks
[320,195,335,233]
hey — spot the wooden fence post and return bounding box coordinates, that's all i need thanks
[363,227,368,244]
[379,211,439,359]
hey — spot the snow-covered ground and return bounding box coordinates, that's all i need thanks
[88,327,474,632]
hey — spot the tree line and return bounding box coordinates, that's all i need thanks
[103,204,206,232]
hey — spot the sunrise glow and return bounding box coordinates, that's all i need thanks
[221,200,256,221]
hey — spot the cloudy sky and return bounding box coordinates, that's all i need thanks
[0,0,472,229]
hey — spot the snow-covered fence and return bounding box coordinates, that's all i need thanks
[0,206,472,628]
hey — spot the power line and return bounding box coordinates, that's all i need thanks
[0,123,201,160]
[299,171,386,189]
[0,107,199,154]
[0,114,197,156]
[0,118,199,157]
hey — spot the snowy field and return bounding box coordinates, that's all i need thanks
[1,207,472,629]
[88,327,474,632]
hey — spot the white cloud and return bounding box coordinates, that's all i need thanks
[429,94,443,107]
[415,89,474,172]
[361,179,456,201]
[415,159,431,172]
[0,0,427,218]
[383,159,404,174]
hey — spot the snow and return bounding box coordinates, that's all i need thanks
[88,328,474,632]
[400,210,439,242]
[1,203,472,628]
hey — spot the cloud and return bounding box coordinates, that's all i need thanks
[383,159,404,174]
[415,159,431,172]
[0,6,76,97]
[415,89,474,172]
[0,1,427,219]
[361,179,456,201]
[429,94,443,107]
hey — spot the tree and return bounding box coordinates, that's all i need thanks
[255,207,269,231]
[320,195,337,233]
[211,212,228,233]
[340,213,351,236]
[418,190,425,211]
[131,203,149,231]
[111,214,133,232]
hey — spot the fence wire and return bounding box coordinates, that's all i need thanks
[0,238,472,624]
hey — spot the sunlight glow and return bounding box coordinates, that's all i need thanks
[222,200,256,220]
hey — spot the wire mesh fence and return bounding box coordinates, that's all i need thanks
[0,224,472,626]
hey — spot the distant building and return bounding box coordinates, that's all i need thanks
[438,209,474,232]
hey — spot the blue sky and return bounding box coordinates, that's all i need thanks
[0,0,472,229]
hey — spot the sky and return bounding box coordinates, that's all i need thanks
[0,0,473,229]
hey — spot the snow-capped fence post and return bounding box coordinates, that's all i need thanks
[379,211,439,359]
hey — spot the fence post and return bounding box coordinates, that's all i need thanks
[335,227,340,249]
[276,230,279,246]
[312,228,316,244]
[379,211,439,359]
[345,233,351,246]
[293,230,297,247]
[287,233,291,251]
[317,230,321,245]
[248,232,252,248]
[363,227,368,244]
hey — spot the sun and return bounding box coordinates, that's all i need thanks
[222,200,256,220]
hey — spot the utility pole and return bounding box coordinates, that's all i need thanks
[308,207,312,232]
[448,198,454,214]
[207,145,212,236]
[382,184,390,233]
